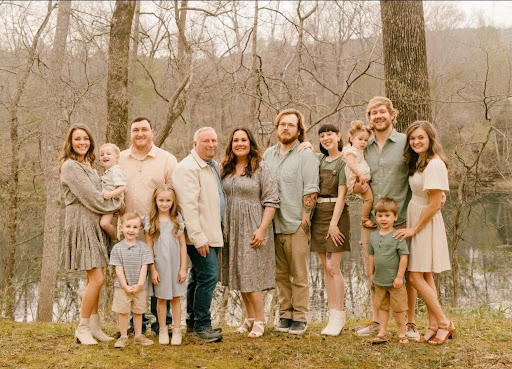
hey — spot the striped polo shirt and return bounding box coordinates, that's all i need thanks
[109,240,153,288]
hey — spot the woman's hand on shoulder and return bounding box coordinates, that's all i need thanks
[297,141,313,152]
[393,227,416,241]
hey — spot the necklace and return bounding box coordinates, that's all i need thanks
[137,160,143,175]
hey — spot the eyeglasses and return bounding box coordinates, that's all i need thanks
[278,123,297,129]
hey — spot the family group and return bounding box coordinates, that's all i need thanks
[59,96,455,348]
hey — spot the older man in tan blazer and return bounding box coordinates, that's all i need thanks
[173,127,224,343]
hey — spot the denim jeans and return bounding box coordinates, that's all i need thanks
[186,245,219,331]
[130,296,172,333]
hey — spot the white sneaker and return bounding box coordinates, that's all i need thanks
[405,323,420,340]
[356,321,380,337]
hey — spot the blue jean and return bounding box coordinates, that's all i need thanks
[130,296,172,333]
[186,245,219,331]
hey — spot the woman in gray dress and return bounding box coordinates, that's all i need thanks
[220,128,279,338]
[59,124,118,345]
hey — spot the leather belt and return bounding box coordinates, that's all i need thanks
[317,197,337,203]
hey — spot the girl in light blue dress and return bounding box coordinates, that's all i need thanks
[144,184,187,346]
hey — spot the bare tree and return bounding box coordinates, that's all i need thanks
[2,2,56,319]
[105,0,136,150]
[37,0,72,322]
[380,0,432,131]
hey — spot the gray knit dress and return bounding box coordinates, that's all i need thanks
[60,160,119,271]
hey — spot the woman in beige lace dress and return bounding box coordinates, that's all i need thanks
[59,124,118,345]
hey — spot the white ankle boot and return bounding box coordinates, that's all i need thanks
[75,318,98,345]
[321,309,346,336]
[90,314,114,341]
[159,325,169,345]
[171,328,182,345]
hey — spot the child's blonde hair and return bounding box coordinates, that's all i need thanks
[348,120,373,145]
[374,197,398,215]
[120,212,142,226]
[148,184,180,239]
[99,143,121,155]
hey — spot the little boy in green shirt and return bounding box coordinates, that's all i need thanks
[368,197,409,345]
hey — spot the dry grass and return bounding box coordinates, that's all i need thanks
[1,310,511,369]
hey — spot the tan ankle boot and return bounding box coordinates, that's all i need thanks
[159,325,169,345]
[74,318,98,345]
[90,314,114,341]
[171,328,182,345]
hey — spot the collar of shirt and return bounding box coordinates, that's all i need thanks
[368,128,400,146]
[190,148,213,168]
[127,144,158,160]
[272,139,301,156]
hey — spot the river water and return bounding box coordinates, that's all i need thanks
[14,193,512,323]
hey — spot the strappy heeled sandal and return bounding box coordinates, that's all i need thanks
[248,321,265,338]
[416,327,437,343]
[236,318,254,333]
[429,321,456,345]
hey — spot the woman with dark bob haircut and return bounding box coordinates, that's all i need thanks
[310,123,351,336]
[219,127,280,338]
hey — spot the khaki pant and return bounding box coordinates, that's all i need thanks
[274,227,310,322]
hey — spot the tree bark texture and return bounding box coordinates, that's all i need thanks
[2,2,55,319]
[249,1,260,130]
[127,0,141,119]
[37,0,72,322]
[380,0,432,132]
[106,0,136,150]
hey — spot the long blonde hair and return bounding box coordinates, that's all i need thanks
[148,184,181,239]
[59,124,96,171]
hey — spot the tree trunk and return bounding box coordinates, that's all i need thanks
[127,1,141,119]
[106,0,136,150]
[1,2,55,319]
[380,0,432,132]
[37,0,72,322]
[249,1,260,131]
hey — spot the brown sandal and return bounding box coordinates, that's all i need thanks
[398,336,409,346]
[371,335,389,345]
[429,321,456,345]
[416,327,437,343]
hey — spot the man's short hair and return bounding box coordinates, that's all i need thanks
[374,197,398,215]
[120,212,142,226]
[366,96,398,124]
[131,116,152,130]
[193,127,216,142]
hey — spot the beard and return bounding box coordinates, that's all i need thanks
[371,119,392,132]
[277,130,300,145]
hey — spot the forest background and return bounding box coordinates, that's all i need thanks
[0,0,511,325]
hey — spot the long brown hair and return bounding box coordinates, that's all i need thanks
[221,128,262,179]
[404,121,449,176]
[59,124,96,171]
[148,184,181,239]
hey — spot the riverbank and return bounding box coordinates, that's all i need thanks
[1,309,511,369]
